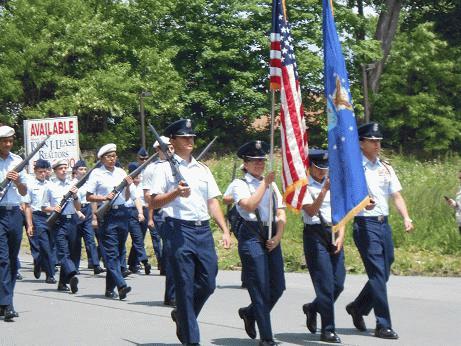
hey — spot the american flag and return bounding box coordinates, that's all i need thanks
[270,0,309,210]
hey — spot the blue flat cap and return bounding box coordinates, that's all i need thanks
[165,119,196,137]
[309,149,329,169]
[137,147,148,157]
[358,122,383,140]
[237,140,270,159]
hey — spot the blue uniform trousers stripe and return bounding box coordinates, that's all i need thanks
[127,207,148,267]
[238,224,286,340]
[32,214,55,277]
[55,215,78,284]
[101,207,129,291]
[155,218,174,302]
[353,217,395,329]
[75,204,100,267]
[303,227,345,333]
[166,218,217,344]
[0,208,23,306]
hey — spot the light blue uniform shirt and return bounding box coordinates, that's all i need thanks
[357,155,402,217]
[42,178,77,215]
[0,152,28,206]
[85,166,128,206]
[230,173,285,223]
[302,175,332,224]
[23,176,49,212]
[150,155,221,221]
[73,178,90,204]
[124,184,143,208]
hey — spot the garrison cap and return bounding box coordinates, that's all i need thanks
[97,143,117,158]
[309,149,329,169]
[0,126,15,138]
[128,162,139,174]
[52,159,68,170]
[137,147,148,158]
[237,140,270,160]
[358,122,383,140]
[153,136,171,149]
[72,160,87,172]
[165,119,196,137]
[34,159,51,169]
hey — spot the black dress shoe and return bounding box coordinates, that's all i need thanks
[128,265,140,274]
[171,309,184,344]
[75,270,80,275]
[0,306,4,317]
[375,327,399,339]
[46,276,57,284]
[238,307,256,339]
[144,262,151,275]
[302,303,317,334]
[118,285,131,300]
[16,272,23,280]
[70,276,79,294]
[346,302,367,331]
[4,305,18,322]
[57,282,70,291]
[34,262,41,279]
[259,340,277,346]
[163,299,176,307]
[320,331,341,343]
[94,266,106,275]
[121,269,132,278]
[105,290,118,299]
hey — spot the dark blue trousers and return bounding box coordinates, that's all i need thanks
[149,208,163,267]
[0,207,23,306]
[155,217,175,302]
[55,214,79,284]
[303,225,345,333]
[75,204,100,268]
[101,206,129,291]
[127,207,148,268]
[353,217,394,329]
[32,212,55,278]
[238,222,285,341]
[165,218,218,344]
[27,229,40,264]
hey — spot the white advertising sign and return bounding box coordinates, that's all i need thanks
[23,116,80,172]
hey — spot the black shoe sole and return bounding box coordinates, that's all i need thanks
[171,310,184,344]
[238,308,256,339]
[70,276,79,294]
[302,304,317,334]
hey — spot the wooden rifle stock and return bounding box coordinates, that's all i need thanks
[95,152,158,219]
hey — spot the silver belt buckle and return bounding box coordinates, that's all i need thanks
[112,205,119,210]
[377,215,384,222]
[194,221,202,226]
[65,214,72,219]
[6,206,13,211]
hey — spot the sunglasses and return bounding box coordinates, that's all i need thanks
[245,158,266,163]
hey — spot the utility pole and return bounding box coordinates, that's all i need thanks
[139,91,152,148]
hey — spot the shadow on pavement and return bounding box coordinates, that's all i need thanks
[121,339,180,346]
[211,337,255,345]
[128,300,172,308]
[275,332,325,345]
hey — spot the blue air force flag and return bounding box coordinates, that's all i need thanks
[323,0,370,231]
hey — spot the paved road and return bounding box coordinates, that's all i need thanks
[1,257,460,346]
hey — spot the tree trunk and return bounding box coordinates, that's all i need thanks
[368,0,402,94]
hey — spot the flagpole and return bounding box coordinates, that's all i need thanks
[268,89,276,240]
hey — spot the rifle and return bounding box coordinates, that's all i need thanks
[147,123,188,186]
[46,161,102,228]
[196,136,218,161]
[0,135,50,199]
[95,152,158,219]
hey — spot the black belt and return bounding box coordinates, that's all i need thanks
[60,214,75,219]
[167,217,209,227]
[33,211,50,217]
[355,215,388,223]
[0,206,20,211]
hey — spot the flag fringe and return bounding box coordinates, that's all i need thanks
[282,177,308,211]
[332,195,370,233]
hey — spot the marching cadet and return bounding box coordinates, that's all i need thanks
[125,162,151,275]
[346,122,414,339]
[301,149,345,343]
[86,144,133,300]
[138,146,164,272]
[42,159,84,293]
[23,159,57,284]
[150,119,231,345]
[0,126,28,322]
[143,137,175,305]
[73,160,105,275]
[228,140,286,346]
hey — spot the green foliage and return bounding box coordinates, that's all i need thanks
[373,23,461,154]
